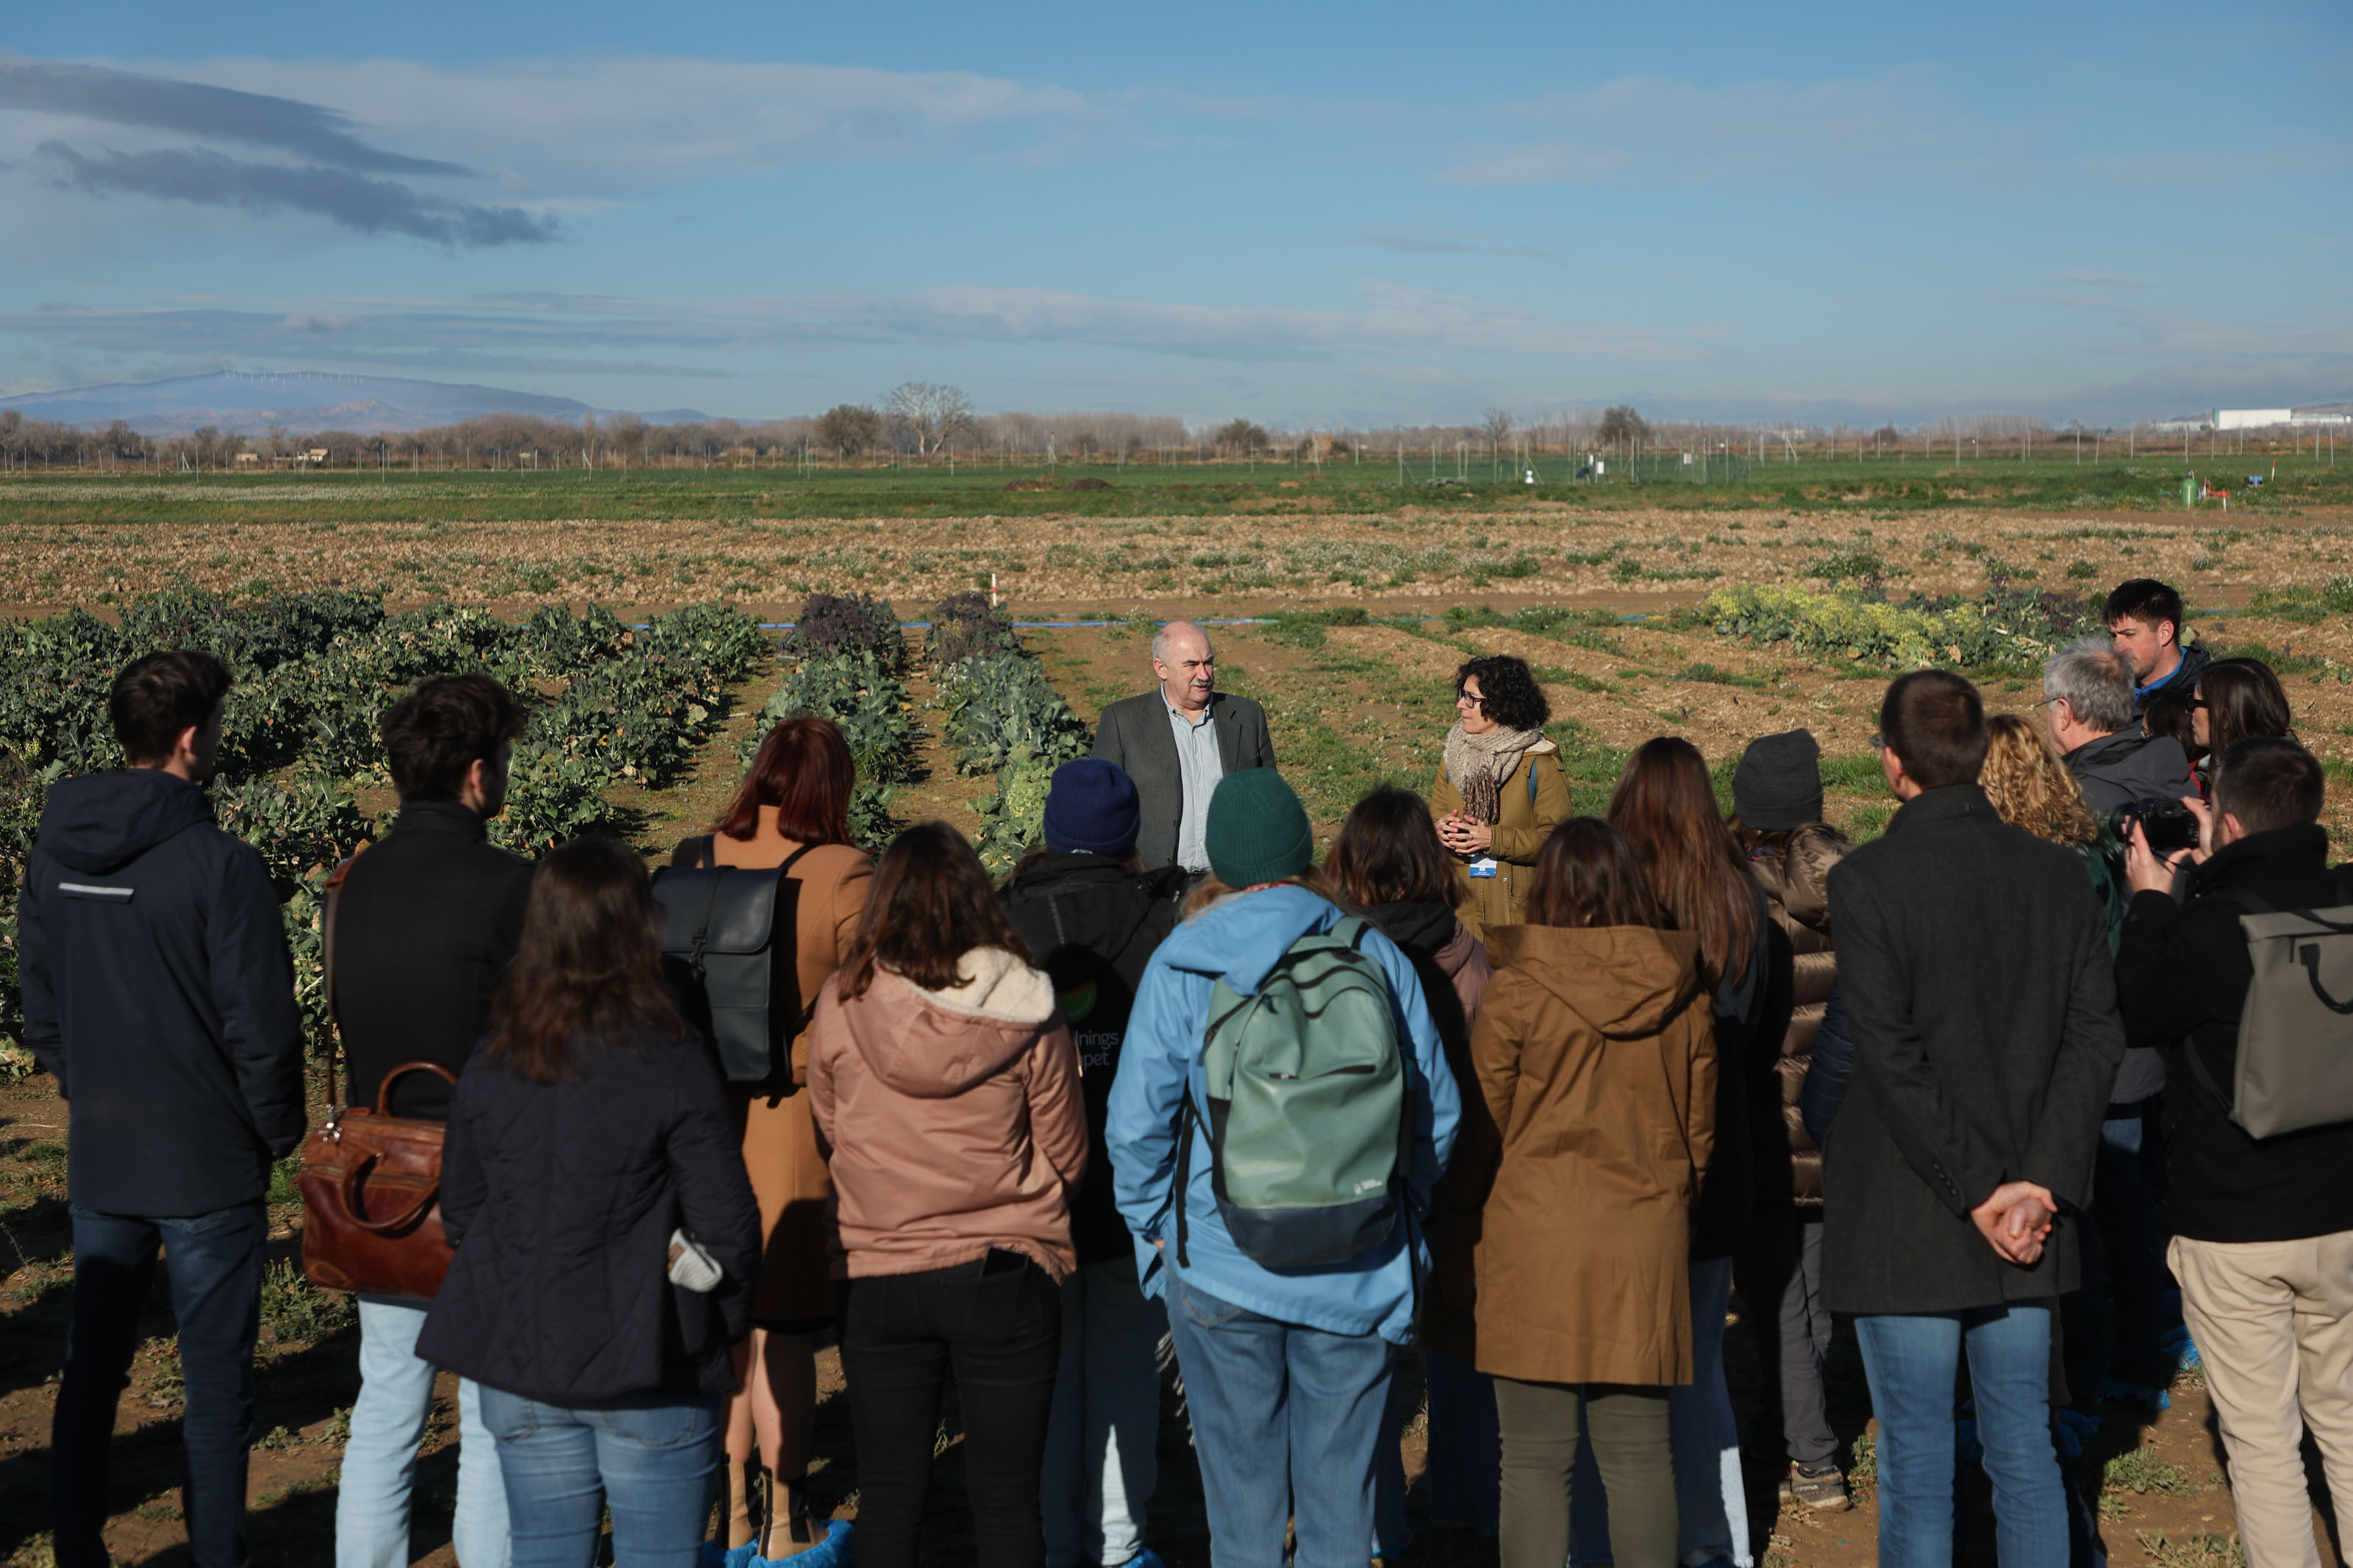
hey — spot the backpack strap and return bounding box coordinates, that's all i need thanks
[321,846,366,1110]
[776,842,823,1039]
[1529,755,1541,805]
[671,834,718,870]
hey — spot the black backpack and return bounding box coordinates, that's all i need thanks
[651,837,816,1086]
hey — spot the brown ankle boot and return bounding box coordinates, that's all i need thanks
[760,1472,819,1559]
[722,1457,761,1550]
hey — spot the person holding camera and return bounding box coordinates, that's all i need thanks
[2115,737,2353,1568]
[2041,638,2195,817]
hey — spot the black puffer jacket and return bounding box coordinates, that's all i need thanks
[419,1030,760,1406]
[19,769,304,1216]
[1746,826,1848,1209]
[1000,853,1182,1264]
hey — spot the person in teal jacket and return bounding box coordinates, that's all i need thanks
[1107,769,1461,1568]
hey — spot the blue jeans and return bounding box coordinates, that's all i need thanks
[477,1387,722,1568]
[338,1298,510,1568]
[1165,1273,1395,1568]
[1571,1257,1751,1567]
[53,1201,266,1568]
[2060,1098,2170,1397]
[1854,1303,2065,1568]
[1042,1256,1168,1568]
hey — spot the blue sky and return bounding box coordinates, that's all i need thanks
[2,0,2347,429]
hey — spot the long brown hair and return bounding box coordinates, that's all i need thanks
[1327,785,1468,910]
[840,821,1033,1000]
[1525,817,1666,928]
[2199,657,2293,762]
[1606,737,1760,988]
[718,717,856,845]
[488,837,685,1083]
[1981,713,2101,848]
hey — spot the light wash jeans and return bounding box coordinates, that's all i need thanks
[1571,1256,1752,1567]
[1854,1303,2065,1568]
[479,1387,723,1568]
[1042,1256,1169,1568]
[337,1298,509,1568]
[1165,1272,1395,1568]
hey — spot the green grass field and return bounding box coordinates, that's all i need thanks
[1,449,2346,529]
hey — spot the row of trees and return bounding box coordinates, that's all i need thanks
[2,397,2332,474]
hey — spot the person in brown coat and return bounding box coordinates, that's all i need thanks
[676,717,874,1565]
[1727,729,1853,1511]
[1461,817,1716,1568]
[1431,654,1575,933]
[1328,784,1498,1552]
[807,821,1088,1568]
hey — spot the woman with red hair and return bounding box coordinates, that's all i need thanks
[680,717,871,1567]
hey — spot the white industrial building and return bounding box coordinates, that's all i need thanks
[2213,407,2352,429]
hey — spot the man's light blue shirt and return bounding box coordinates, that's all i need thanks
[1163,691,1224,873]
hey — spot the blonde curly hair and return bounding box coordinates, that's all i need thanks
[1982,712,2102,848]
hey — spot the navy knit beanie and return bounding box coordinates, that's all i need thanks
[1041,759,1140,857]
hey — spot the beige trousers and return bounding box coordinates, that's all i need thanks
[2168,1231,2353,1568]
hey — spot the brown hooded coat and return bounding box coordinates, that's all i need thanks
[1457,923,1715,1387]
[807,946,1088,1283]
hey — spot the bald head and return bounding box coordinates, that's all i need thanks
[1151,620,1216,716]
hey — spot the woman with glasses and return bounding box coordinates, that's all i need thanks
[1430,654,1573,933]
[2188,656,2293,796]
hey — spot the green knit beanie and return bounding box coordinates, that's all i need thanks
[1205,769,1314,887]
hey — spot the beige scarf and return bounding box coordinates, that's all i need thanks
[1443,721,1546,824]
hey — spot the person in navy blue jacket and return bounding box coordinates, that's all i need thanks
[21,649,305,1568]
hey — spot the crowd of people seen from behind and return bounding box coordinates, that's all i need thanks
[21,579,2353,1568]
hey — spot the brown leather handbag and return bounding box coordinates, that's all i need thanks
[296,849,460,1300]
[298,1060,460,1298]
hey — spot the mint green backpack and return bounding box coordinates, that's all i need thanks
[1176,918,1411,1270]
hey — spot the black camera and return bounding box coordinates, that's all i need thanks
[2114,795,2202,855]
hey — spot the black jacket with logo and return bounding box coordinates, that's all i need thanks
[2115,825,2353,1243]
[19,769,306,1216]
[334,801,534,1121]
[1001,852,1182,1263]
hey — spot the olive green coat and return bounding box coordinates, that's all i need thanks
[1428,743,1576,934]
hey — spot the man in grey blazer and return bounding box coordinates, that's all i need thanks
[1090,620,1276,874]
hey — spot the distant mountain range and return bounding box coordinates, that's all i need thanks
[0,371,714,437]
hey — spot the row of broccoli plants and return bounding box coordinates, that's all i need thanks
[736,593,922,848]
[924,593,1093,873]
[0,588,768,1073]
[1696,581,2109,671]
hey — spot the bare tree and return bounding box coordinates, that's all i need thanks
[884,382,976,458]
[818,404,884,457]
[1481,408,1513,454]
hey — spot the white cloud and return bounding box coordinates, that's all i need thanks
[1442,69,2029,189]
[0,281,1724,373]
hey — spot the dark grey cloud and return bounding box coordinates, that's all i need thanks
[0,57,465,176]
[35,142,556,247]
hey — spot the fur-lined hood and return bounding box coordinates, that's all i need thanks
[838,948,1060,1098]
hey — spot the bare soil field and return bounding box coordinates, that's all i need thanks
[4,501,2349,621]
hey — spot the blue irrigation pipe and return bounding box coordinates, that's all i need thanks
[738,612,1657,631]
